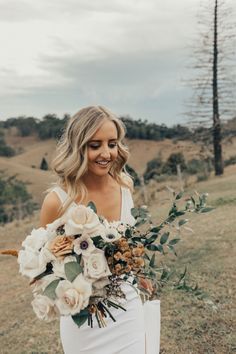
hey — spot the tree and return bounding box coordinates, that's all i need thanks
[40,157,49,171]
[185,0,236,175]
[162,153,187,175]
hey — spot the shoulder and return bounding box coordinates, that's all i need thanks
[120,172,134,194]
[40,190,62,228]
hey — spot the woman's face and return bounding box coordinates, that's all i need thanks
[86,119,119,176]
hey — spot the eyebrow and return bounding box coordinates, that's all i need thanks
[88,138,118,142]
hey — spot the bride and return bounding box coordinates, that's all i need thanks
[40,105,157,354]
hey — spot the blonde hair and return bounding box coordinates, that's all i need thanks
[51,105,132,211]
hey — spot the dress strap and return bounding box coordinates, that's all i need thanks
[51,186,69,205]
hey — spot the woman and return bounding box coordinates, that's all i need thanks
[40,106,154,354]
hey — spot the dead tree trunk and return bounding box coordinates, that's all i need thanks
[213,0,224,175]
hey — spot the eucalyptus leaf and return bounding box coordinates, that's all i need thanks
[144,253,150,261]
[150,226,162,233]
[199,207,214,213]
[72,309,89,328]
[145,233,158,244]
[147,244,163,253]
[175,191,184,200]
[167,244,177,256]
[43,279,60,300]
[168,238,181,246]
[87,201,97,213]
[149,254,155,268]
[178,219,188,227]
[65,262,83,282]
[160,232,169,245]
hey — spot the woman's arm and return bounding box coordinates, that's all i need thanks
[39,192,62,228]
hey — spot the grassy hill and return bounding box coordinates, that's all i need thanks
[1,130,236,206]
[0,164,235,353]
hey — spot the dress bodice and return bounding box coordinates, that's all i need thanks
[52,185,136,226]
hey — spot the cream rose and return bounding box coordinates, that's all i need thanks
[22,228,49,251]
[64,205,101,236]
[56,274,92,315]
[32,294,58,322]
[83,249,111,279]
[18,247,47,279]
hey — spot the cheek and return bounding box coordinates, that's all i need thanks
[87,150,98,162]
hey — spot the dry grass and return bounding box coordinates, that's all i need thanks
[0,135,236,353]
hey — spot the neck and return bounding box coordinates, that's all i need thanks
[82,172,112,191]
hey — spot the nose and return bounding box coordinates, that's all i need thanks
[100,144,111,159]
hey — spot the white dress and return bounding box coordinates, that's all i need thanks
[52,186,160,354]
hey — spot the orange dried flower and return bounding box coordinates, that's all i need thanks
[124,265,132,273]
[133,257,145,268]
[115,263,122,275]
[114,251,123,261]
[49,235,74,258]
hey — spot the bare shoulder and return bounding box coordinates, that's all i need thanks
[40,191,62,228]
[121,172,134,193]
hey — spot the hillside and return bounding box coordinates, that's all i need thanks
[1,131,236,206]
[0,164,235,353]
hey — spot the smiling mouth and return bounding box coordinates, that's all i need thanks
[95,161,111,166]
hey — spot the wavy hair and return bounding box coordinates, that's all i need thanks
[51,105,132,211]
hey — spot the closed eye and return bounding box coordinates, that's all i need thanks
[89,143,118,149]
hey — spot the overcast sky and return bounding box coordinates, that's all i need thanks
[0,0,235,125]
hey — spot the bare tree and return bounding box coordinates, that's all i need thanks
[185,0,236,175]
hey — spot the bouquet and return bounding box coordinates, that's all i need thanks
[5,191,213,328]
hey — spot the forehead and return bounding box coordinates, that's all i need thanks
[90,120,118,140]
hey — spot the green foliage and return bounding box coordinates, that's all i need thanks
[40,157,49,171]
[162,152,187,175]
[65,262,83,282]
[129,189,213,298]
[186,158,213,175]
[38,114,69,140]
[224,155,236,166]
[43,279,60,300]
[0,131,15,157]
[120,116,192,141]
[72,309,89,328]
[0,172,38,224]
[143,156,163,182]
[124,164,141,187]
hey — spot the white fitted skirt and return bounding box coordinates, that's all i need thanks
[60,282,146,354]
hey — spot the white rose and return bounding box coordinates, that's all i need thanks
[64,205,101,236]
[22,228,49,251]
[56,274,92,315]
[83,249,111,279]
[18,247,46,279]
[73,233,95,257]
[32,294,58,322]
[52,255,77,279]
[18,243,56,279]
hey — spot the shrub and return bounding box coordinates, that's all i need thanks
[40,157,49,171]
[0,133,15,157]
[0,173,38,224]
[143,157,163,182]
[224,155,236,167]
[124,164,141,187]
[162,152,187,175]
